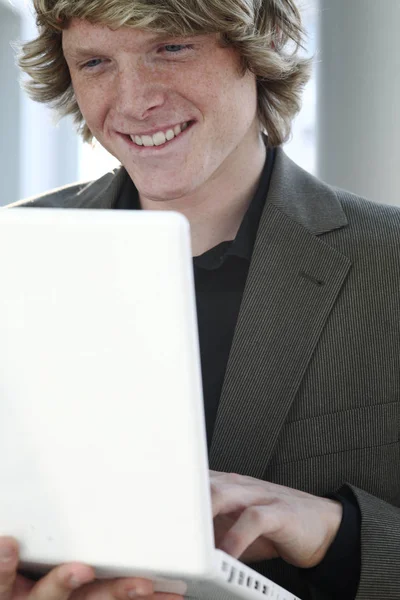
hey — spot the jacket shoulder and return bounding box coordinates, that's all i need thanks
[334,186,400,243]
[5,169,121,209]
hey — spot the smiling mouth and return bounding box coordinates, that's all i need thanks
[123,120,196,150]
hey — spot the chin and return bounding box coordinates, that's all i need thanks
[137,180,199,203]
[143,189,194,203]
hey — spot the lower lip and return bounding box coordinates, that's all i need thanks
[122,121,196,155]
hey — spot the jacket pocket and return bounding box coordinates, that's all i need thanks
[269,401,399,466]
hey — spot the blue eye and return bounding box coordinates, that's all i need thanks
[163,44,190,53]
[83,58,103,69]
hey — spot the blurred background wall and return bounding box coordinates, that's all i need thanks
[1,1,21,205]
[317,0,400,205]
[0,0,80,205]
[1,0,400,207]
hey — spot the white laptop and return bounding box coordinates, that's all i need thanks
[0,208,300,600]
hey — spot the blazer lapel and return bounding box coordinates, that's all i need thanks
[209,149,352,478]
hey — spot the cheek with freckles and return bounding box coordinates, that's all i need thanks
[72,77,111,143]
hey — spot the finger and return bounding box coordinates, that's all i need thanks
[77,577,154,600]
[210,478,249,518]
[80,579,184,600]
[153,595,184,600]
[210,472,310,501]
[127,596,183,600]
[217,505,281,559]
[209,472,254,484]
[29,563,95,600]
[0,537,19,600]
[209,470,224,477]
[211,482,269,518]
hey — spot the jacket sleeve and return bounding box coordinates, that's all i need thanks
[347,484,400,599]
[301,488,361,599]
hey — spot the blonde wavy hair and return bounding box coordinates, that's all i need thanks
[19,0,312,146]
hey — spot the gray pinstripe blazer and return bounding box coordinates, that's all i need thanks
[8,148,400,599]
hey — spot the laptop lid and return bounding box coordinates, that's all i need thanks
[0,208,214,579]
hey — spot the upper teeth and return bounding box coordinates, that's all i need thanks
[130,122,189,147]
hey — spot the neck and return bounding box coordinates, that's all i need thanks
[139,129,267,256]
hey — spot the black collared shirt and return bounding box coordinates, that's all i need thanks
[114,148,360,600]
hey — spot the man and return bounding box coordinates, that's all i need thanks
[3,0,400,599]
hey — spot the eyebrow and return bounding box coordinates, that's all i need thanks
[63,32,185,59]
[64,47,108,59]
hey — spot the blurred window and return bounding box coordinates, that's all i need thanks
[284,0,318,175]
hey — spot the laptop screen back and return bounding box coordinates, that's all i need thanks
[0,208,214,579]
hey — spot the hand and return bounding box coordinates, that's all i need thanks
[0,537,183,600]
[211,471,343,569]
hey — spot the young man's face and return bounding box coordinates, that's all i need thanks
[63,20,261,202]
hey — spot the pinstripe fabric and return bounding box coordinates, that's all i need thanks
[208,203,352,477]
[9,166,128,210]
[6,148,400,600]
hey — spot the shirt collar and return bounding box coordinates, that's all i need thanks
[194,144,275,270]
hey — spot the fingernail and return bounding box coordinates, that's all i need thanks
[0,546,14,563]
[127,586,148,598]
[68,575,83,589]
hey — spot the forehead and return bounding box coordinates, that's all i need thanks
[62,18,216,57]
[63,19,170,53]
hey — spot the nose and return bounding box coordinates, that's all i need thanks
[113,60,165,121]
